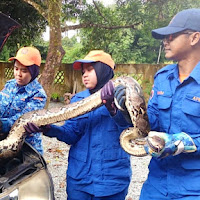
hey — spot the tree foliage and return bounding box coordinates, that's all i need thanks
[78,0,200,64]
[2,0,200,64]
[0,0,47,59]
[62,36,84,63]
[78,0,143,63]
[137,0,200,63]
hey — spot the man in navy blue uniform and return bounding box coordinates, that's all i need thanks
[140,8,200,200]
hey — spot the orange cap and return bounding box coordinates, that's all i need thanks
[73,50,115,70]
[8,46,41,66]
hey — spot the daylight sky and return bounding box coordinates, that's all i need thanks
[87,0,115,6]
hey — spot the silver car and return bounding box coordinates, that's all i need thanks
[0,142,55,200]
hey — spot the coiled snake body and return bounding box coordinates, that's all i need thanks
[0,76,150,160]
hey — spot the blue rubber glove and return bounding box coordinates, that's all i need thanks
[114,85,131,123]
[24,122,51,135]
[145,131,197,159]
[101,80,117,116]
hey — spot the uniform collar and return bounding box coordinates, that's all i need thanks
[189,61,200,84]
[167,62,200,84]
[15,79,38,93]
[166,64,178,80]
[75,89,90,98]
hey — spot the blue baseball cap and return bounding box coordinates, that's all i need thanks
[152,8,200,39]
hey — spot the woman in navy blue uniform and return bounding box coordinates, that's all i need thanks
[25,50,132,200]
[0,46,47,154]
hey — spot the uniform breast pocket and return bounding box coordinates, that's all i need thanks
[157,93,172,109]
[103,147,129,161]
[157,94,172,130]
[182,94,200,132]
[100,111,119,131]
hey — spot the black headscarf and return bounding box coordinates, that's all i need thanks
[89,62,114,94]
[27,64,39,82]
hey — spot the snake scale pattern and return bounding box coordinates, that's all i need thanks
[0,76,150,160]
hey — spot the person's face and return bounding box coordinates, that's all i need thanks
[82,63,97,90]
[14,60,32,86]
[162,31,195,61]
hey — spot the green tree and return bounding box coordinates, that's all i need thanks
[133,0,200,63]
[21,0,65,106]
[78,0,200,64]
[78,0,143,63]
[62,36,84,63]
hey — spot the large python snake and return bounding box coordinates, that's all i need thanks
[0,76,150,160]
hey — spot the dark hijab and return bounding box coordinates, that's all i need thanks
[89,62,114,94]
[28,64,39,82]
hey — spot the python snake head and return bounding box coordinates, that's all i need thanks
[147,132,165,153]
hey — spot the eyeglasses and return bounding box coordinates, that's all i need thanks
[163,31,195,42]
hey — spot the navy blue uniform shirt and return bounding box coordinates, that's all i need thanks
[47,89,132,197]
[145,62,200,199]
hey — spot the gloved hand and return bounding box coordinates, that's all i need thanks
[24,122,51,135]
[101,80,117,116]
[144,131,197,159]
[114,85,131,123]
